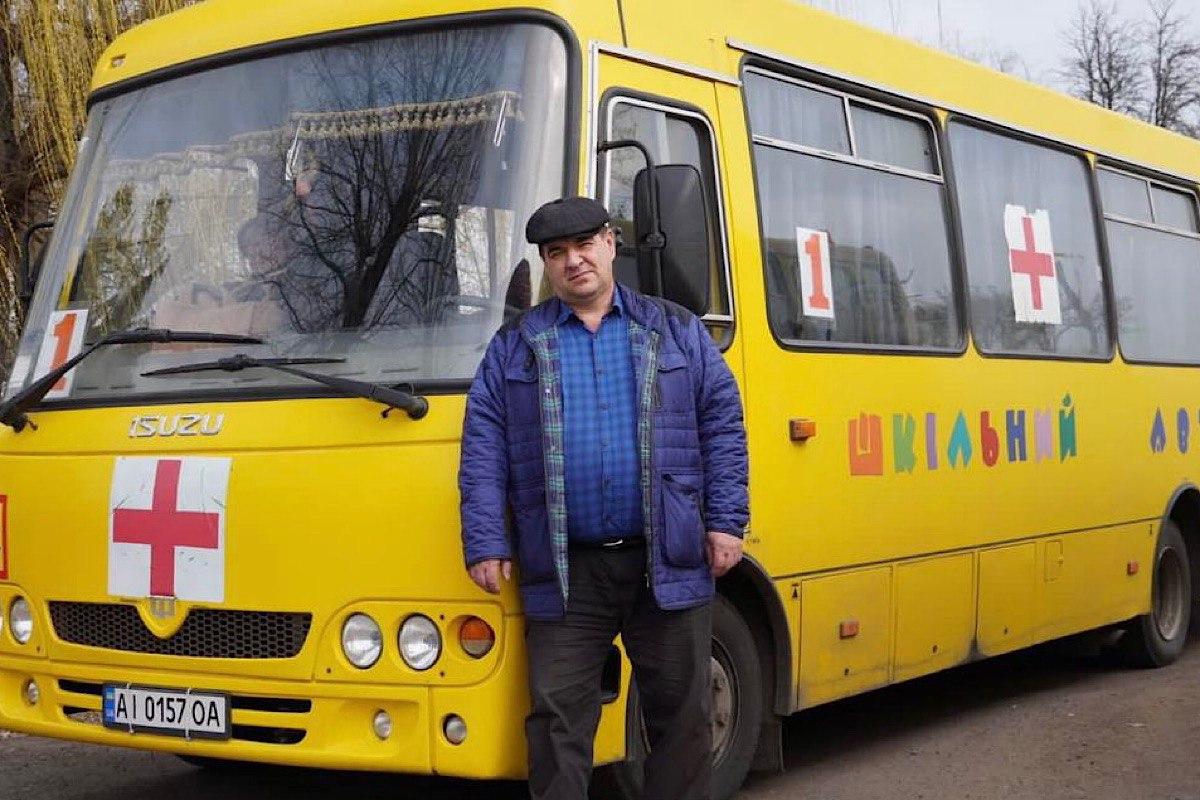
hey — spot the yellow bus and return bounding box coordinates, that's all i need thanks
[1,1,1198,798]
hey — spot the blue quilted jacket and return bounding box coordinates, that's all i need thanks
[458,284,749,620]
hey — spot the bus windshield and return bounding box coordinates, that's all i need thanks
[6,21,566,401]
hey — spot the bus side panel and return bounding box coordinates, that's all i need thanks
[1036,523,1153,643]
[894,553,975,683]
[798,566,891,707]
[977,543,1037,656]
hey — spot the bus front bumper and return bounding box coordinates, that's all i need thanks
[0,650,531,778]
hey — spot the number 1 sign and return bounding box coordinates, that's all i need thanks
[795,227,834,321]
[33,309,88,400]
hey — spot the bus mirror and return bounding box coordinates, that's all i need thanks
[633,164,711,316]
[19,219,55,314]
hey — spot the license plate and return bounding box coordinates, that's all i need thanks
[102,684,230,739]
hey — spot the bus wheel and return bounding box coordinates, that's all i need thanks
[1121,520,1192,667]
[590,595,764,800]
[710,595,764,800]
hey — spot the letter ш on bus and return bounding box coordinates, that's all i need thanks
[848,414,884,476]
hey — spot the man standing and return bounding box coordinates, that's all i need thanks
[458,197,749,800]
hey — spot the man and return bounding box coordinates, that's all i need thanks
[458,196,748,800]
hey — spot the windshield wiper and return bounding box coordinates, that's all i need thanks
[142,353,429,420]
[0,327,264,433]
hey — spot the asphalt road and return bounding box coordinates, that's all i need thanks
[3,631,1200,800]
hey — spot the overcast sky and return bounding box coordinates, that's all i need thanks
[801,0,1200,89]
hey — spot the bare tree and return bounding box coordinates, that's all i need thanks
[0,0,198,371]
[1144,0,1200,135]
[1061,0,1146,115]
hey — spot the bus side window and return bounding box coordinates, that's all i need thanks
[744,70,960,351]
[948,123,1110,359]
[600,98,730,324]
[1099,166,1200,364]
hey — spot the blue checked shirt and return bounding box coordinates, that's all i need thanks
[555,290,644,544]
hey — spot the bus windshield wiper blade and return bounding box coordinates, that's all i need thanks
[0,327,264,433]
[143,355,345,376]
[142,354,430,420]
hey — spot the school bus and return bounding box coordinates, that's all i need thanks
[1,0,1198,797]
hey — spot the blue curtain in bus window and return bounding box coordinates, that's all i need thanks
[948,123,1110,358]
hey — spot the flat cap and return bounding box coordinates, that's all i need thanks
[525,196,611,245]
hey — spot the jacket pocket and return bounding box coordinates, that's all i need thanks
[655,350,692,411]
[504,358,540,426]
[660,472,706,568]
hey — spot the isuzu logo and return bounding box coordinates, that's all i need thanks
[128,413,224,438]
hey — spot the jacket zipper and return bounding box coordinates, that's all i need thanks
[524,329,569,606]
[644,330,661,591]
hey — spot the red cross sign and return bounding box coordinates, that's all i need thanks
[108,457,230,602]
[1004,205,1061,325]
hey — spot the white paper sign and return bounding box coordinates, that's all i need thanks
[1004,205,1061,325]
[795,227,834,321]
[33,309,88,399]
[108,457,231,602]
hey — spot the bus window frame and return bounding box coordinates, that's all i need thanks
[1097,163,1200,238]
[1095,159,1200,368]
[743,67,947,183]
[597,88,736,348]
[728,38,1200,203]
[739,57,969,358]
[29,9,583,413]
[941,113,1118,365]
[729,40,1200,366]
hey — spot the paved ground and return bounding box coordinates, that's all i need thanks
[3,630,1200,800]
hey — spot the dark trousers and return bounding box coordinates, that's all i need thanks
[524,543,712,800]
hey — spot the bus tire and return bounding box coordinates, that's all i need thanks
[1121,520,1192,668]
[590,595,764,800]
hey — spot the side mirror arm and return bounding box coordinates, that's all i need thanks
[19,219,55,313]
[596,140,664,297]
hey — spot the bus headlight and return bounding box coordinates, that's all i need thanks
[341,614,382,668]
[9,597,32,645]
[398,615,441,671]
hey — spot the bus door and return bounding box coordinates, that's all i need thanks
[588,48,743,756]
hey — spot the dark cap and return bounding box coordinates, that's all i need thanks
[525,196,611,246]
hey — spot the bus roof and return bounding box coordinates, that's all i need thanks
[90,0,597,94]
[93,0,1199,183]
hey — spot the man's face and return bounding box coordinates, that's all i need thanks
[541,227,616,306]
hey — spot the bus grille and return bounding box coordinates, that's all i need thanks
[48,602,312,659]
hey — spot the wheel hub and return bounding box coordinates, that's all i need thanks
[1154,545,1187,641]
[710,653,736,758]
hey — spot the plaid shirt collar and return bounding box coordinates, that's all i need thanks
[551,284,625,328]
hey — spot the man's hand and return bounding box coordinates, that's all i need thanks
[468,559,513,593]
[705,531,743,578]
